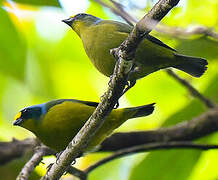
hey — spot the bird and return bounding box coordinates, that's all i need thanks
[62,13,208,90]
[13,99,155,152]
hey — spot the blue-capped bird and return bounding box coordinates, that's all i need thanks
[13,99,155,152]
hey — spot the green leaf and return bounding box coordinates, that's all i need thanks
[12,0,61,7]
[0,8,26,80]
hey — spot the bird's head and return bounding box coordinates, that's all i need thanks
[13,104,46,132]
[62,13,101,36]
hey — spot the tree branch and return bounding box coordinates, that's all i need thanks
[100,107,218,151]
[156,24,218,39]
[94,0,218,40]
[41,0,180,179]
[0,138,39,165]
[95,0,216,109]
[4,107,218,164]
[41,39,130,180]
[85,141,218,174]
[16,145,53,180]
[111,0,180,61]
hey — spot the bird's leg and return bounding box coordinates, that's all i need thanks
[121,64,139,95]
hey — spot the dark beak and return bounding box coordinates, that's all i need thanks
[13,118,23,126]
[62,17,75,27]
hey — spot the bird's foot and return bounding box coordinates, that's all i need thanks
[47,163,54,171]
[121,64,138,95]
[71,159,76,166]
[108,75,113,86]
[114,101,119,109]
[122,80,136,95]
[55,151,63,164]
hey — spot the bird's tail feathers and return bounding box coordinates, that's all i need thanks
[128,103,155,119]
[173,53,208,77]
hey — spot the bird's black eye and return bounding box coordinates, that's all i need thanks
[75,13,86,19]
[79,14,86,18]
[21,108,32,118]
[21,107,42,120]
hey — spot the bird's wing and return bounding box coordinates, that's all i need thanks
[102,20,176,52]
[72,100,99,107]
[145,35,176,52]
[46,99,99,111]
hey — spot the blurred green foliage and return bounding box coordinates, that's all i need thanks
[0,7,26,80]
[0,0,218,179]
[13,0,60,7]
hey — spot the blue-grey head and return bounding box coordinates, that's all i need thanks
[62,13,101,36]
[13,104,47,132]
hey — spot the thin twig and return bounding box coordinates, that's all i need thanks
[85,141,218,174]
[166,69,216,108]
[95,0,218,40]
[156,24,218,39]
[93,0,137,25]
[16,145,52,180]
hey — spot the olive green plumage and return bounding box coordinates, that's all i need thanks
[13,99,154,152]
[63,13,207,82]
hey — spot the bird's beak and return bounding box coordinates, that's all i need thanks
[62,17,75,27]
[13,118,23,126]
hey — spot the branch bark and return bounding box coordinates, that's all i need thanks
[85,141,218,174]
[100,107,218,151]
[0,138,38,165]
[16,145,53,180]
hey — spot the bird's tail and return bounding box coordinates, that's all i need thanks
[124,103,155,119]
[173,53,208,77]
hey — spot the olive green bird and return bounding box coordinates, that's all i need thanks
[13,99,154,152]
[63,13,207,87]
